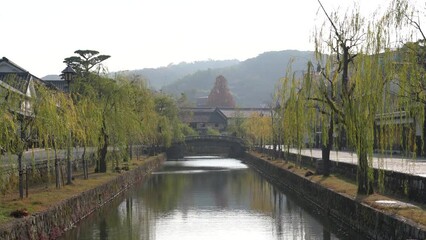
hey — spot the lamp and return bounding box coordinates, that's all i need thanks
[61,65,76,185]
[61,65,76,92]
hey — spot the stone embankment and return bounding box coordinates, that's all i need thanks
[244,152,426,240]
[0,154,165,240]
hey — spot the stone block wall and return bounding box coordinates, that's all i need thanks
[260,148,426,204]
[244,153,426,240]
[0,155,165,240]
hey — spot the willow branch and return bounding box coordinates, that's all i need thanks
[318,0,343,44]
[405,13,426,42]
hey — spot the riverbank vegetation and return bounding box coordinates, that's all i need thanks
[0,50,192,199]
[239,0,426,196]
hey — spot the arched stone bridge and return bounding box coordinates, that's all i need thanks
[166,135,247,160]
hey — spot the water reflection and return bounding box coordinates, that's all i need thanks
[61,158,346,240]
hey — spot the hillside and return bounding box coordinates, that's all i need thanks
[162,50,316,107]
[115,59,239,89]
[40,50,316,107]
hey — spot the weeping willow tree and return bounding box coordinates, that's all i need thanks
[71,74,135,173]
[0,85,30,198]
[226,110,246,138]
[134,84,159,148]
[383,0,426,156]
[277,63,316,165]
[71,69,185,172]
[74,98,101,179]
[0,73,49,199]
[244,112,272,149]
[33,86,78,188]
[107,80,143,170]
[311,0,417,194]
[154,93,186,149]
[115,74,157,161]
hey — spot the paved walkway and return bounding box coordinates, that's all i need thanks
[288,148,426,177]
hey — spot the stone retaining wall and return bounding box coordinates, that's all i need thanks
[0,154,165,240]
[259,148,426,204]
[244,152,426,240]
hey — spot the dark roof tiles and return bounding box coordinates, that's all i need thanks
[0,72,31,93]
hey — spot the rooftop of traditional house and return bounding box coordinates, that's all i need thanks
[179,108,227,124]
[217,107,271,118]
[0,57,55,94]
[179,107,271,122]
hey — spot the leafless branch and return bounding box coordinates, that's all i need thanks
[318,0,344,44]
[405,13,426,42]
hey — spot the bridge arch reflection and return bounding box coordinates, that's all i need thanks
[166,135,247,160]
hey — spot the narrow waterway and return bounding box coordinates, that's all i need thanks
[61,157,354,240]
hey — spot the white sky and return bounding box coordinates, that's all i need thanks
[1,0,425,77]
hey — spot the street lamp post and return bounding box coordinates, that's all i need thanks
[61,65,76,185]
[62,65,76,92]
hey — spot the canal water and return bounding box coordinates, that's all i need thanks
[61,157,357,240]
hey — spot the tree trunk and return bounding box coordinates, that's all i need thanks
[321,118,333,176]
[18,152,24,199]
[357,148,374,195]
[128,144,132,162]
[98,119,109,173]
[82,146,88,179]
[25,166,29,198]
[422,105,426,156]
[278,133,282,159]
[99,133,108,173]
[66,133,72,185]
[53,142,60,189]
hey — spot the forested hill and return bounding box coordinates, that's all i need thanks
[162,50,316,107]
[115,59,239,89]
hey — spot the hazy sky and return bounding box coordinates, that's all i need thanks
[1,0,424,77]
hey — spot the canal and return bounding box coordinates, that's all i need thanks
[61,157,357,239]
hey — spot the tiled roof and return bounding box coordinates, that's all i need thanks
[180,108,227,124]
[180,107,272,122]
[0,57,28,73]
[0,72,31,94]
[219,108,271,118]
[0,57,55,94]
[43,80,67,91]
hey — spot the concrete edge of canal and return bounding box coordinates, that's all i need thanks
[0,154,165,240]
[243,152,426,240]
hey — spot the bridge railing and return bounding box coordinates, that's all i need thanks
[183,135,246,146]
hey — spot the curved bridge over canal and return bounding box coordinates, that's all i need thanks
[166,135,246,160]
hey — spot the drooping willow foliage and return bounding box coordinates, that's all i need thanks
[276,1,425,195]
[316,4,406,194]
[276,62,317,164]
[33,86,76,189]
[0,70,190,197]
[244,112,272,148]
[0,88,18,194]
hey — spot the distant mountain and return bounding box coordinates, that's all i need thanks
[162,50,316,107]
[41,50,316,107]
[114,60,239,89]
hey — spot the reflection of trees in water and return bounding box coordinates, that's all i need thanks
[244,171,336,240]
[139,173,188,214]
[99,219,108,240]
[63,163,339,240]
[246,171,275,214]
